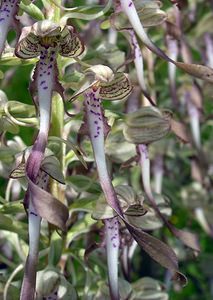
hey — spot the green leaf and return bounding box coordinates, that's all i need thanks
[0,200,24,214]
[48,136,87,169]
[0,117,19,134]
[69,197,97,213]
[66,214,96,244]
[132,277,169,300]
[92,194,115,220]
[48,231,64,266]
[0,146,18,162]
[61,0,112,22]
[57,275,77,300]
[0,213,27,239]
[67,175,101,193]
[19,2,45,20]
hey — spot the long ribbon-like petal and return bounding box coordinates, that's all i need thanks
[0,0,20,56]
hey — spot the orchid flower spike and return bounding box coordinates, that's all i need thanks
[14,21,83,300]
[15,20,84,181]
[0,0,20,56]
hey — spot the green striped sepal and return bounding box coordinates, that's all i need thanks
[15,20,84,59]
[99,72,133,100]
[123,107,172,145]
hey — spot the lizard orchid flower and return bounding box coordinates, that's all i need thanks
[67,61,189,297]
[14,20,84,300]
[0,0,20,56]
[74,65,132,300]
[77,69,188,297]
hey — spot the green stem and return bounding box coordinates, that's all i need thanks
[49,93,64,165]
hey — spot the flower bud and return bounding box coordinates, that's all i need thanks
[123,107,172,144]
[36,267,60,299]
[36,268,77,300]
[111,0,167,30]
[85,65,114,83]
[135,0,167,27]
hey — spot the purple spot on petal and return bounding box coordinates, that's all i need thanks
[30,211,38,217]
[40,80,45,86]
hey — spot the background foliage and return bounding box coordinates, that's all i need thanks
[0,0,213,299]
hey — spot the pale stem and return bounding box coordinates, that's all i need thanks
[122,245,129,279]
[129,29,155,105]
[204,33,213,69]
[128,240,138,260]
[138,144,166,219]
[138,144,153,198]
[167,37,179,106]
[108,27,118,45]
[0,0,19,55]
[195,207,212,236]
[130,30,146,92]
[186,94,201,150]
[153,155,163,194]
[105,218,120,300]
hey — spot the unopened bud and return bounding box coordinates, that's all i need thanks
[36,267,60,299]
[111,0,167,30]
[136,0,167,27]
[123,107,172,144]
